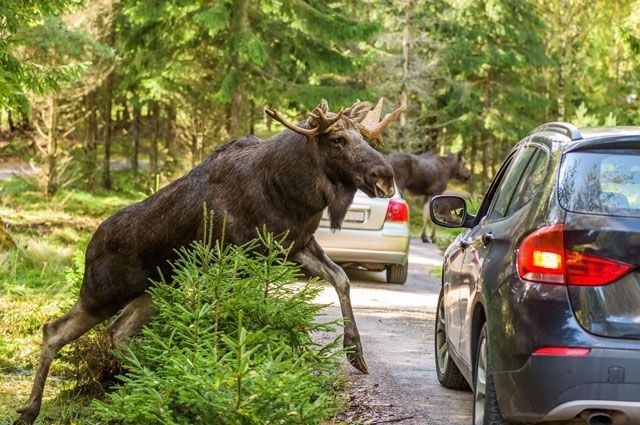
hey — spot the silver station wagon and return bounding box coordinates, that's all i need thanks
[315,188,410,284]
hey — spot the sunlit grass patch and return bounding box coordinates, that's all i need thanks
[0,239,75,289]
[0,372,95,425]
[0,283,75,369]
[0,175,145,424]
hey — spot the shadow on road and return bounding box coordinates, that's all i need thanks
[315,237,473,424]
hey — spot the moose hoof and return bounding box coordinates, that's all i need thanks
[14,403,38,425]
[13,414,36,425]
[348,352,369,374]
[421,235,433,244]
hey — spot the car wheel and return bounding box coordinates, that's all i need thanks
[435,289,469,389]
[473,323,506,425]
[386,263,408,284]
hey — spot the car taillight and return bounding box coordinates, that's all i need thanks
[533,346,591,357]
[516,223,634,286]
[565,251,634,286]
[517,224,565,284]
[386,199,409,222]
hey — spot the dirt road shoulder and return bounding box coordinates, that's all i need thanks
[315,238,472,424]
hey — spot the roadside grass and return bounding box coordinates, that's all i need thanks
[0,175,145,423]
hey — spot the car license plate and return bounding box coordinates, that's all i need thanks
[343,210,366,223]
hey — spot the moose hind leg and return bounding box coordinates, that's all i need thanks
[294,238,368,374]
[107,293,155,347]
[14,301,106,425]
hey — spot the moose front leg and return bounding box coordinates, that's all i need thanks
[421,196,434,244]
[293,237,368,374]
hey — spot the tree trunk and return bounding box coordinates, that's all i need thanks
[7,110,15,132]
[101,2,116,190]
[130,96,141,172]
[148,102,160,192]
[226,0,250,138]
[165,104,177,173]
[399,0,413,151]
[45,96,59,197]
[480,73,493,186]
[102,76,113,190]
[83,90,98,190]
[469,136,479,195]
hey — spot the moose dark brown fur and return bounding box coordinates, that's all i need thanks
[14,98,404,425]
[388,151,470,243]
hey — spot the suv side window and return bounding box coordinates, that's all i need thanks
[486,146,546,221]
[505,148,547,215]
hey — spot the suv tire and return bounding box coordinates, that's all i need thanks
[473,323,507,425]
[435,289,469,389]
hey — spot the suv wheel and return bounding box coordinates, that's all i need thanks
[435,289,468,389]
[473,323,506,425]
[386,263,408,284]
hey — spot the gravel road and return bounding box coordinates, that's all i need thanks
[315,237,473,424]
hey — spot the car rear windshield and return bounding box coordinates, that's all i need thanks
[558,149,640,217]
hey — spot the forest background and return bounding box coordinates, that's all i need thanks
[4,0,640,197]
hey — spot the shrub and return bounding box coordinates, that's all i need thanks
[92,231,344,424]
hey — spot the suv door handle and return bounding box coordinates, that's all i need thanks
[482,232,494,246]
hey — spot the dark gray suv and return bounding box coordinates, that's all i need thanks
[430,123,640,425]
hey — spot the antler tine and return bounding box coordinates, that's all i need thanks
[356,98,405,144]
[265,108,319,138]
[313,106,344,133]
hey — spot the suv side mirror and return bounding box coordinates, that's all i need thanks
[430,195,474,228]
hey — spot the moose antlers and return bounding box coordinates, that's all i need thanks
[265,97,404,144]
[356,98,405,145]
[265,101,343,140]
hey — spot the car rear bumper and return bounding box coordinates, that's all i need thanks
[314,222,409,266]
[494,347,640,423]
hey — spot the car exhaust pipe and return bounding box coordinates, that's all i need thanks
[585,411,613,425]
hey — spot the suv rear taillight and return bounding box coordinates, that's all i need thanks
[385,198,409,222]
[516,223,634,286]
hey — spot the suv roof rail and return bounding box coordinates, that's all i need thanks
[529,122,582,141]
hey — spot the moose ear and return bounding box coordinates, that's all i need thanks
[344,100,372,123]
[457,151,464,160]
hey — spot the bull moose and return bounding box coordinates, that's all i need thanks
[14,98,404,425]
[388,151,470,243]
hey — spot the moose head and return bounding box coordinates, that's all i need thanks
[447,151,471,182]
[266,98,404,201]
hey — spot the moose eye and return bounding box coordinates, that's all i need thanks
[331,137,346,146]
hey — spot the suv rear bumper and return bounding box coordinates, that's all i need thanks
[494,348,640,424]
[314,222,409,266]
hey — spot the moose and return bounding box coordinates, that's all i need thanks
[388,151,470,243]
[14,98,404,425]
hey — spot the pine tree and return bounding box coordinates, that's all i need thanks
[0,0,85,111]
[118,0,380,142]
[440,0,548,186]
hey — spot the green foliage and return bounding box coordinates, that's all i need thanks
[118,0,379,140]
[0,0,92,110]
[92,232,343,424]
[442,0,548,142]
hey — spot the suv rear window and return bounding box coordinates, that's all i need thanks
[558,149,640,217]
